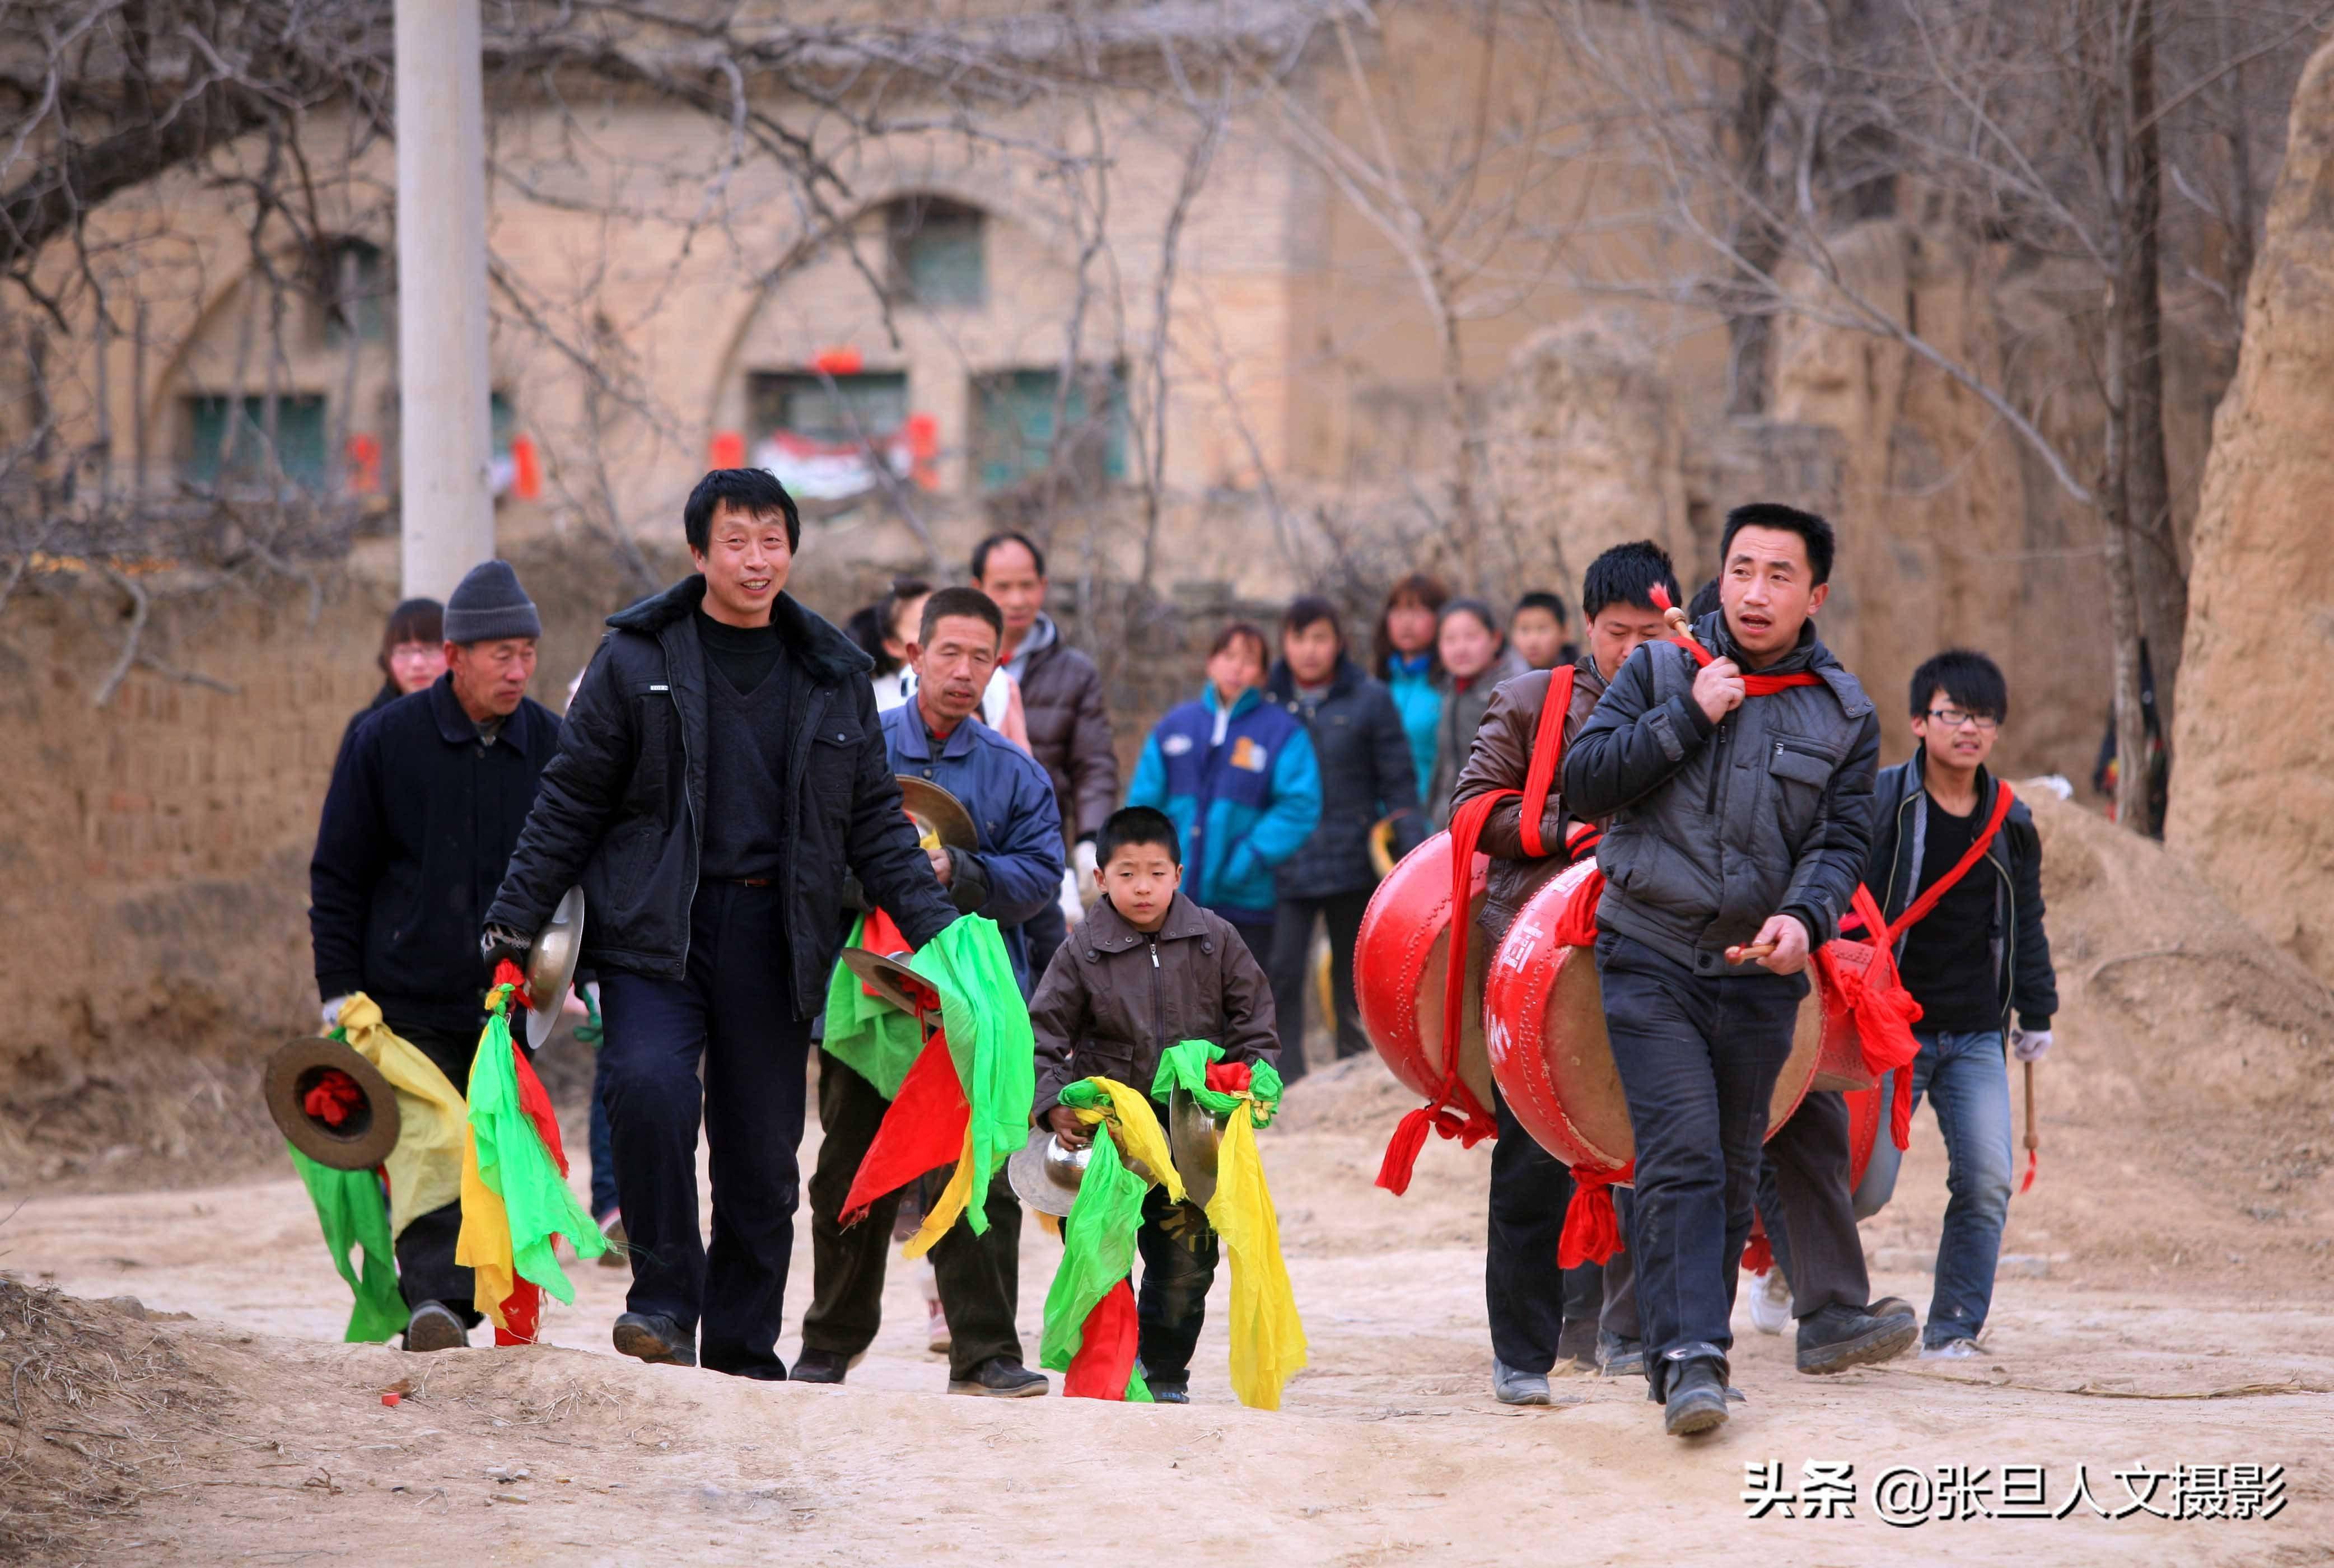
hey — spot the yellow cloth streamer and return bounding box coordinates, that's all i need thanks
[457,1123,520,1329]
[902,1126,978,1261]
[1205,1102,1309,1410]
[1075,1078,1184,1204]
[334,993,467,1241]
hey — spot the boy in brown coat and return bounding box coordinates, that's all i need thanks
[1028,806,1278,1402]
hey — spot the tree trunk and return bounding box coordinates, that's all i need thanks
[2100,281,2156,838]
[1722,0,1792,417]
[2121,0,2185,744]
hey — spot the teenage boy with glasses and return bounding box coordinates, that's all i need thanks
[1858,649,2058,1358]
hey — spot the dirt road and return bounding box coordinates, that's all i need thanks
[6,1054,2331,1566]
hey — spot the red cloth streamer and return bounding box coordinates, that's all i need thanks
[1558,1158,1633,1267]
[2020,1148,2037,1194]
[1205,1060,1253,1096]
[496,997,571,1347]
[1810,885,1926,1149]
[1062,1279,1142,1399]
[303,1068,365,1127]
[1376,792,1505,1196]
[860,907,909,972]
[1742,1231,1775,1276]
[839,1030,968,1222]
[493,959,533,1006]
[1647,585,1824,697]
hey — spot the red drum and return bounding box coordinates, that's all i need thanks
[1355,832,1495,1115]
[1809,937,1883,1093]
[1484,859,1826,1170]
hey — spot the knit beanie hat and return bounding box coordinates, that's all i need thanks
[442,560,542,644]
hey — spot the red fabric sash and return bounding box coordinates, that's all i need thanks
[1648,585,1824,697]
[1517,665,1576,858]
[1062,1280,1142,1399]
[1873,782,2018,946]
[839,1028,967,1222]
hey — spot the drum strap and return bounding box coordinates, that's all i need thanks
[1516,665,1576,858]
[1871,782,2018,946]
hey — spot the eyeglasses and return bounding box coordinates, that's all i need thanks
[1926,707,2000,732]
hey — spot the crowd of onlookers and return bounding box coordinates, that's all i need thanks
[836,548,1584,1085]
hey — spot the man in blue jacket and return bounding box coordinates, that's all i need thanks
[796,586,1063,1397]
[311,559,559,1352]
[1127,621,1322,971]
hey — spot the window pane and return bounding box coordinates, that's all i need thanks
[973,366,1126,491]
[184,394,329,492]
[888,200,985,309]
[746,371,912,501]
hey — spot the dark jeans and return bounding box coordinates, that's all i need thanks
[1486,1082,1575,1374]
[596,883,806,1378]
[588,1040,618,1220]
[1268,889,1372,1080]
[388,1020,485,1326]
[1752,1089,1870,1319]
[1601,1187,1641,1343]
[802,1054,1025,1381]
[1595,931,1805,1399]
[1136,1179,1221,1391]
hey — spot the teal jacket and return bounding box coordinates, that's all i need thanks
[1127,684,1322,921]
[1385,654,1443,799]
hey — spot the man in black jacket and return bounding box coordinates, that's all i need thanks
[1262,596,1421,1080]
[482,469,959,1380]
[1856,649,2057,1357]
[1563,504,1900,1436]
[310,559,558,1352]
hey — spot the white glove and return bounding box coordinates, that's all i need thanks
[1072,837,1100,887]
[321,995,351,1033]
[2009,1026,2053,1062]
[1058,865,1084,926]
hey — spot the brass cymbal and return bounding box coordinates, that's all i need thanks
[897,776,977,850]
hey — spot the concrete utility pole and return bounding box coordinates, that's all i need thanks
[395,0,495,600]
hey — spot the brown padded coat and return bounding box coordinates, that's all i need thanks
[1028,891,1278,1113]
[1447,652,1608,946]
[1015,633,1119,845]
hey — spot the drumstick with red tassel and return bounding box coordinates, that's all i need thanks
[1649,583,1698,647]
[2020,1059,2039,1193]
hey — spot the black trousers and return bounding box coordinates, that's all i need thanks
[1268,890,1372,1081]
[1753,1089,1870,1319]
[596,884,806,1377]
[1486,1083,1575,1373]
[388,1020,486,1326]
[1595,931,1805,1399]
[1136,1181,1220,1391]
[802,1054,1024,1381]
[1600,1186,1641,1343]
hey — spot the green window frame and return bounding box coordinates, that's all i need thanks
[183,394,330,492]
[972,366,1127,491]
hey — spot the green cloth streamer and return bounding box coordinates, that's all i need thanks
[821,914,926,1099]
[908,917,1035,1236]
[1036,1121,1153,1402]
[287,1144,406,1343]
[1151,1040,1284,1126]
[468,1010,606,1300]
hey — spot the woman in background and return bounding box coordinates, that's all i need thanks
[1427,599,1527,825]
[1374,572,1448,798]
[337,598,444,758]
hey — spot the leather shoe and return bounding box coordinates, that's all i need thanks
[1796,1301,1918,1374]
[1663,1359,1729,1436]
[947,1357,1048,1398]
[792,1349,849,1385]
[612,1312,696,1368]
[1492,1358,1552,1406]
[403,1301,467,1353]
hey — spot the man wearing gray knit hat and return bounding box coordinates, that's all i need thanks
[310,557,561,1353]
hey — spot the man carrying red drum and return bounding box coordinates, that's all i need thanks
[1563,504,1901,1438]
[1450,541,1681,1406]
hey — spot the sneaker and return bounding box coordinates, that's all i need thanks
[403,1301,468,1353]
[596,1211,628,1270]
[1555,1317,1600,1368]
[1492,1358,1553,1406]
[1747,1267,1793,1336]
[1796,1301,1918,1375]
[1920,1337,1982,1360]
[1597,1333,1646,1379]
[611,1312,696,1368]
[947,1357,1048,1398]
[1150,1384,1191,1405]
[1662,1359,1729,1437]
[792,1348,850,1385]
[926,1301,952,1356]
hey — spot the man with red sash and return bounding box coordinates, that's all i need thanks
[1450,541,1680,1404]
[1563,505,1894,1437]
[1855,650,2057,1357]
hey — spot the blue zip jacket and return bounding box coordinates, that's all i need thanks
[1384,654,1443,800]
[883,703,1064,994]
[1127,685,1322,922]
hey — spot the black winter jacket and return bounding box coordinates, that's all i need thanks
[1262,655,1421,899]
[311,675,562,1035]
[1563,612,1880,976]
[484,576,958,1018]
[1866,754,2057,1032]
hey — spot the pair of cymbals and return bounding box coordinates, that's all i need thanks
[899,776,976,850]
[1006,1088,1228,1216]
[264,1037,402,1171]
